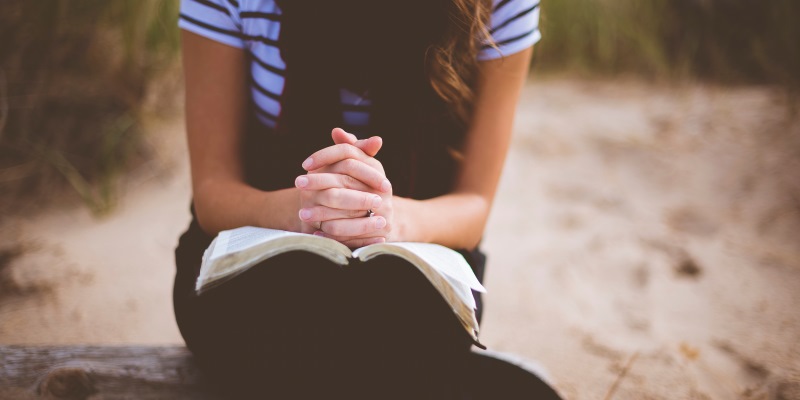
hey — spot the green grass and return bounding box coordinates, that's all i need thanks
[0,0,180,213]
[534,0,800,87]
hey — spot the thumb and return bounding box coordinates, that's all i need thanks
[331,127,357,145]
[331,127,383,157]
[357,136,383,157]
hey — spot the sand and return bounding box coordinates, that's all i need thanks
[1,79,798,399]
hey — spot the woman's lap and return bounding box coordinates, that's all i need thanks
[174,248,472,398]
[171,218,566,399]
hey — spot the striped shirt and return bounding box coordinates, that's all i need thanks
[179,0,541,129]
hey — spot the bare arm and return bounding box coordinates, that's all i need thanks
[395,48,533,249]
[182,31,300,234]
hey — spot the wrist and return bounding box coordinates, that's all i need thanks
[392,196,424,243]
[253,187,302,232]
[193,180,302,234]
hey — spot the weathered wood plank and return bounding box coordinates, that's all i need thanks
[0,345,219,400]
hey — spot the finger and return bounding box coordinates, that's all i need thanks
[315,216,387,237]
[299,206,370,223]
[305,160,390,193]
[331,128,383,157]
[313,228,389,246]
[338,236,387,249]
[311,155,386,181]
[357,136,383,157]
[353,147,386,175]
[295,173,372,192]
[316,188,383,211]
[303,143,365,171]
[331,127,357,145]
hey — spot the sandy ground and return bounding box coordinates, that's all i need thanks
[1,79,799,399]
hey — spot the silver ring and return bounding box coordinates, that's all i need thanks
[367,209,375,218]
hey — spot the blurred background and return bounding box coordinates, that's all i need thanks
[1,1,798,398]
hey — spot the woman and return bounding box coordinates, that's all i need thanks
[174,0,559,398]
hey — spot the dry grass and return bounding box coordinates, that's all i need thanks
[535,0,800,88]
[0,1,180,214]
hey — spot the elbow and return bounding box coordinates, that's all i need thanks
[462,194,492,250]
[191,181,223,236]
[463,235,484,253]
[193,198,220,236]
[465,224,487,251]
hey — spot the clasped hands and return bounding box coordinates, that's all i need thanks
[295,128,395,248]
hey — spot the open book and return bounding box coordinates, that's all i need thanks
[197,226,486,343]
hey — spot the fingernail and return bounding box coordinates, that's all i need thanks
[302,157,313,170]
[348,133,357,141]
[295,176,308,188]
[374,217,387,229]
[313,231,325,236]
[371,196,382,209]
[380,179,391,193]
[299,209,312,220]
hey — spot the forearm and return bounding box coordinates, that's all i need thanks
[394,193,490,250]
[392,49,533,250]
[193,179,301,235]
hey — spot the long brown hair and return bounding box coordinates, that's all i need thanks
[427,0,495,123]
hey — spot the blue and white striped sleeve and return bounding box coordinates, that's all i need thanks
[478,0,541,61]
[178,0,244,49]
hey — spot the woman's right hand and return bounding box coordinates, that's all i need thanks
[295,128,392,247]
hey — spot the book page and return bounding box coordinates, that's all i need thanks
[355,242,486,293]
[197,228,352,294]
[440,273,477,310]
[209,226,304,261]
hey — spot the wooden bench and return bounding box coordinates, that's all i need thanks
[1,345,563,399]
[0,345,216,399]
